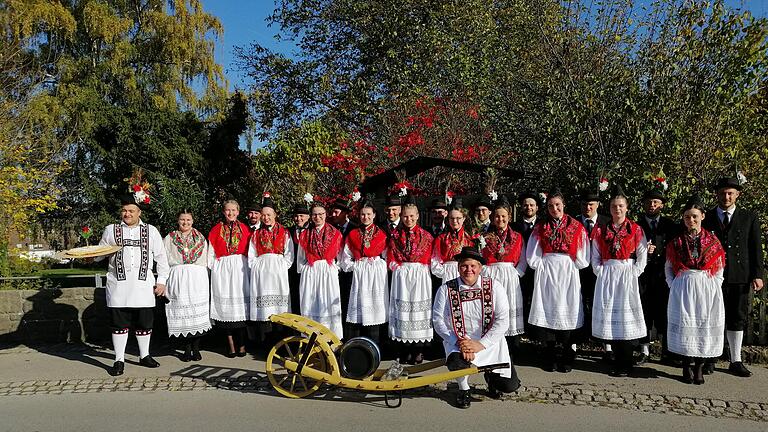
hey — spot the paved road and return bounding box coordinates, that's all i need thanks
[1,343,767,431]
[1,389,765,432]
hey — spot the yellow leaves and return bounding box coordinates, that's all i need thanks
[82,1,132,42]
[3,0,77,42]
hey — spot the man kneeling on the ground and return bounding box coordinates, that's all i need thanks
[432,246,521,409]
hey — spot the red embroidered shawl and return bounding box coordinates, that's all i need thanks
[593,220,644,262]
[434,227,475,262]
[666,229,725,277]
[252,223,288,255]
[387,225,433,265]
[209,221,250,258]
[346,224,387,259]
[299,224,343,265]
[481,227,524,265]
[533,215,585,261]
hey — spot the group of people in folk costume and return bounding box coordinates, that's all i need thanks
[96,174,762,405]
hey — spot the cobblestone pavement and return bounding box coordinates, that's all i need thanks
[1,374,766,422]
[2,342,767,423]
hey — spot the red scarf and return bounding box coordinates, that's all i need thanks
[666,229,725,277]
[252,223,287,255]
[481,227,523,265]
[533,215,585,261]
[593,219,644,262]
[209,221,250,258]
[346,224,387,259]
[387,225,433,265]
[434,227,474,262]
[169,228,206,264]
[299,224,342,265]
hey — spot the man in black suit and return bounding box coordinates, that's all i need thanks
[381,194,402,236]
[246,202,262,231]
[511,191,542,330]
[474,195,493,233]
[702,177,764,377]
[575,190,610,358]
[636,188,680,365]
[427,198,448,237]
[288,203,310,315]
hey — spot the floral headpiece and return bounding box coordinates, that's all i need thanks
[125,169,151,205]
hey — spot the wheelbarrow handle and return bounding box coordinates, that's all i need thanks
[476,362,510,373]
[295,332,318,375]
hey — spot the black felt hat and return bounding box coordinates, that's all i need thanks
[245,202,262,212]
[475,195,492,209]
[120,193,147,210]
[384,195,402,207]
[292,203,310,216]
[713,177,743,191]
[429,198,448,210]
[330,197,351,212]
[579,189,600,202]
[453,246,486,265]
[517,191,542,207]
[642,189,667,203]
[610,184,627,200]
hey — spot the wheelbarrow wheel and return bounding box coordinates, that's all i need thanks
[266,336,329,398]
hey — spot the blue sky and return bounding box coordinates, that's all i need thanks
[201,0,768,91]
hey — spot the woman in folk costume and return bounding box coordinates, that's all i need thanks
[479,195,528,354]
[339,198,389,343]
[248,193,294,334]
[526,190,590,373]
[387,192,434,364]
[296,201,344,337]
[163,209,213,362]
[433,247,520,409]
[431,197,475,284]
[208,200,251,357]
[590,186,648,377]
[666,195,726,385]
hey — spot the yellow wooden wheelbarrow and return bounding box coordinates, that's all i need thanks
[265,313,508,407]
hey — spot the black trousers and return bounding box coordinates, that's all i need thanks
[639,275,670,346]
[722,283,750,331]
[445,353,520,393]
[110,307,153,332]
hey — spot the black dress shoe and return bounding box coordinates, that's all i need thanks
[226,351,237,358]
[557,363,572,373]
[609,367,628,377]
[602,351,615,364]
[486,386,503,400]
[728,361,752,377]
[179,352,191,362]
[191,351,202,361]
[236,351,247,358]
[414,352,424,364]
[139,356,160,368]
[703,362,715,375]
[456,390,471,409]
[110,361,125,376]
[635,353,648,366]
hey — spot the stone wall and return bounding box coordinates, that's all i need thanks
[0,288,167,344]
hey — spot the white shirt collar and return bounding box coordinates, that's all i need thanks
[121,219,145,228]
[523,215,537,224]
[582,214,598,223]
[390,218,400,227]
[459,275,482,289]
[717,205,736,216]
